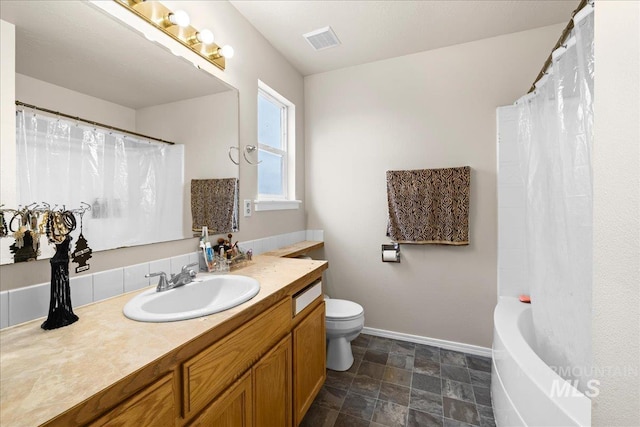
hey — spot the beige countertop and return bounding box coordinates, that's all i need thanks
[262,240,324,258]
[0,255,328,427]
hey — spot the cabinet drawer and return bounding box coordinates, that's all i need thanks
[183,299,291,419]
[293,280,322,316]
[89,374,175,427]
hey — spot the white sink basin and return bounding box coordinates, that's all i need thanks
[123,275,260,322]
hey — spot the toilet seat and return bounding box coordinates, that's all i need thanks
[326,299,364,321]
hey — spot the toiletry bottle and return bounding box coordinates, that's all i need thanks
[205,242,215,272]
[219,246,229,272]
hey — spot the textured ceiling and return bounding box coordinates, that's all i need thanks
[1,1,232,110]
[229,0,579,76]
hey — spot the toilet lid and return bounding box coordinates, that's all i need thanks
[325,299,364,320]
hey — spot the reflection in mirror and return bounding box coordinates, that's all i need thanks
[0,1,239,265]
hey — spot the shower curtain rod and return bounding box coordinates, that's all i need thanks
[15,100,176,145]
[528,0,589,93]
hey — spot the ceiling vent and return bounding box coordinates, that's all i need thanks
[303,26,341,51]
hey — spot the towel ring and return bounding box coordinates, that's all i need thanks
[243,145,262,165]
[228,146,240,165]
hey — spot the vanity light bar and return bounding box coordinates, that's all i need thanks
[114,0,230,71]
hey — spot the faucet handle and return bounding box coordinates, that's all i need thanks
[146,271,167,278]
[181,262,199,272]
[146,272,170,291]
[146,271,165,278]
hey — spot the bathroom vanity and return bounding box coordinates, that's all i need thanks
[0,252,327,426]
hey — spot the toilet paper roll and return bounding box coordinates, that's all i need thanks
[382,250,398,262]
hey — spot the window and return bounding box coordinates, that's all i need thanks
[256,81,299,210]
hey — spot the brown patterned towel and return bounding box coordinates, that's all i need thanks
[191,178,239,234]
[386,167,470,245]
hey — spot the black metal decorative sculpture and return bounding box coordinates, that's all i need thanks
[1,203,91,330]
[41,235,78,330]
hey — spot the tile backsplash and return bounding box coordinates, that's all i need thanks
[0,230,323,330]
[93,269,125,301]
[8,282,49,327]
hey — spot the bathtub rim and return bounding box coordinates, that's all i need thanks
[492,296,591,426]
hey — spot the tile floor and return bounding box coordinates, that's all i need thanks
[301,334,495,427]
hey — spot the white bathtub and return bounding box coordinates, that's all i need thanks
[491,297,591,426]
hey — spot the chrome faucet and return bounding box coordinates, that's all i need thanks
[146,262,198,292]
[171,262,199,287]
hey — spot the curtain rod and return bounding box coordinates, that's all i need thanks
[15,100,176,145]
[528,0,589,93]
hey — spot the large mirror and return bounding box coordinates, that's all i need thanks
[0,1,239,265]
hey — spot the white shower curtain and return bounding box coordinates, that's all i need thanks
[515,6,594,392]
[15,110,184,259]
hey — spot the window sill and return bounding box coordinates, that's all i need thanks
[253,199,302,212]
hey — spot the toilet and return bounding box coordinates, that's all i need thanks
[325,297,365,371]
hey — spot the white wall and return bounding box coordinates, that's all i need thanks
[15,73,136,130]
[305,24,563,348]
[0,20,16,207]
[136,91,239,237]
[592,1,640,424]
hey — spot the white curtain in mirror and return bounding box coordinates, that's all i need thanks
[15,110,184,257]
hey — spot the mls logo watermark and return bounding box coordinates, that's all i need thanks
[547,365,639,398]
[550,379,600,398]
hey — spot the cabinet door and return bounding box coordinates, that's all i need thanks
[253,335,292,427]
[188,371,253,427]
[293,302,326,426]
[89,374,175,427]
[182,299,290,418]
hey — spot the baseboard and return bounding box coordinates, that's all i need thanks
[362,326,492,358]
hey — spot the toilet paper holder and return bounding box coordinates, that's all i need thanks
[381,243,400,263]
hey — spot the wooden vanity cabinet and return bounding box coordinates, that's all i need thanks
[84,297,325,427]
[177,294,325,427]
[182,299,291,420]
[188,371,253,427]
[78,272,326,427]
[293,301,326,426]
[88,374,176,427]
[253,335,292,426]
[189,334,293,427]
[4,256,330,427]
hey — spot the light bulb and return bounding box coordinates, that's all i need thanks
[168,10,190,27]
[198,29,214,45]
[219,45,234,59]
